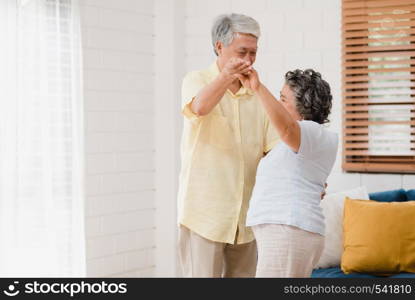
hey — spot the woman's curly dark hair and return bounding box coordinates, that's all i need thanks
[284,69,332,124]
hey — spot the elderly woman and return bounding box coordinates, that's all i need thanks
[238,68,338,277]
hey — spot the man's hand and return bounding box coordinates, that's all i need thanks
[221,58,252,81]
[321,183,328,200]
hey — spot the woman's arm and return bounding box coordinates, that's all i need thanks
[255,84,301,153]
[238,69,301,152]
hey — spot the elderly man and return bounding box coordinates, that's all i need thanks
[177,13,278,277]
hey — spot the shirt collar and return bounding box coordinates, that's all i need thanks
[208,61,254,98]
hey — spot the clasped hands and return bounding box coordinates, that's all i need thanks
[221,58,261,92]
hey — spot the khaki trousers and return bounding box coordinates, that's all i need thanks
[252,224,324,278]
[178,225,257,278]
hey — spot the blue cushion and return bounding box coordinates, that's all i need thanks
[312,267,377,278]
[406,189,415,200]
[312,267,415,278]
[369,189,407,202]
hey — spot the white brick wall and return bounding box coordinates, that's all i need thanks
[80,0,155,277]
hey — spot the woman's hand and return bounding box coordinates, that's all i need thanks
[237,68,261,92]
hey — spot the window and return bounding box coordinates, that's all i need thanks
[342,0,415,173]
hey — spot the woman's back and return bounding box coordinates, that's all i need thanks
[246,120,338,236]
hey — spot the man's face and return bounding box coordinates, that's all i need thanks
[216,33,258,67]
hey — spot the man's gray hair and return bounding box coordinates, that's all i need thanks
[211,13,261,56]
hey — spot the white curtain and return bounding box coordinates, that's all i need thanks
[0,0,85,277]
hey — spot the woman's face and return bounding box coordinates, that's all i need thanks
[279,84,303,121]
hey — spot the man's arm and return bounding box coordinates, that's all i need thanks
[191,72,234,116]
[191,58,252,116]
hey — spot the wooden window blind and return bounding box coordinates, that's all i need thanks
[342,0,415,173]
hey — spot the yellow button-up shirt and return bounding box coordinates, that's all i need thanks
[178,62,279,244]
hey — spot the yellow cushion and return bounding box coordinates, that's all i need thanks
[341,197,415,275]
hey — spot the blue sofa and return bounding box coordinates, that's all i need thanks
[311,188,415,278]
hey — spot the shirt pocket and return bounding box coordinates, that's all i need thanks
[199,114,233,150]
